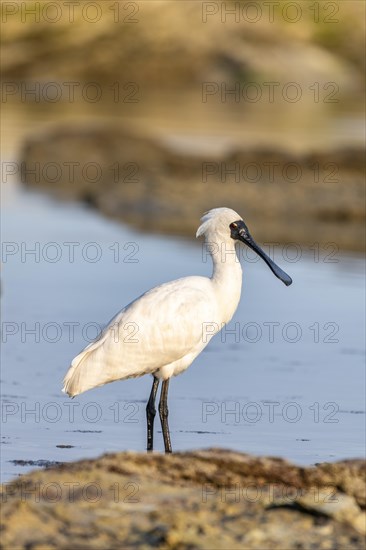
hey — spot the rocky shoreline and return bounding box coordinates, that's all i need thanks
[1,449,365,549]
[20,122,365,252]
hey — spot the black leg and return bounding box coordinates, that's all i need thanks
[159,379,172,453]
[146,376,159,452]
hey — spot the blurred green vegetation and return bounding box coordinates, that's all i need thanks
[1,0,364,91]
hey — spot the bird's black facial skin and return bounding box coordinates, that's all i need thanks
[229,220,293,286]
[230,220,249,240]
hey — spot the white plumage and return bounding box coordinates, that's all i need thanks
[62,207,292,452]
[63,278,222,395]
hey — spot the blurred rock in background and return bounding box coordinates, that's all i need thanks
[21,123,365,251]
[2,0,365,251]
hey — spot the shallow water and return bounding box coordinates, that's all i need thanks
[1,179,365,482]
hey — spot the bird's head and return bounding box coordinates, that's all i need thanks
[196,207,292,286]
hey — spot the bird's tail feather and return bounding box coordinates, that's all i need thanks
[62,346,104,397]
[62,325,113,397]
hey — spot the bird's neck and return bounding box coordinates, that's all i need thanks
[208,237,243,324]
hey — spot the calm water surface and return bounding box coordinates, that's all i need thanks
[1,180,365,482]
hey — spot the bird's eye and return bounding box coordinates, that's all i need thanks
[230,222,238,230]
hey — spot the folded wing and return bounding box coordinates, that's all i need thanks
[63,277,218,396]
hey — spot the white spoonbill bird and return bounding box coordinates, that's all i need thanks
[63,208,292,452]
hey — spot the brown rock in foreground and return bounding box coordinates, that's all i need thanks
[1,449,365,549]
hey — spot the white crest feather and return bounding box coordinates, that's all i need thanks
[196,207,242,239]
